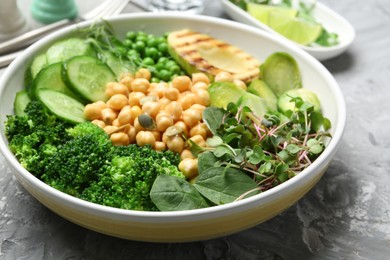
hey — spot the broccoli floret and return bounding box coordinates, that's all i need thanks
[81,145,184,211]
[42,122,112,197]
[5,101,73,175]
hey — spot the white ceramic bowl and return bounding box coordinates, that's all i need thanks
[0,13,346,242]
[221,0,356,61]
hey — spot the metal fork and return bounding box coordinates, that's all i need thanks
[0,0,129,55]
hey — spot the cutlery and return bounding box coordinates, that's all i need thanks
[0,0,129,55]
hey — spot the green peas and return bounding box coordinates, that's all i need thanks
[126,31,137,40]
[143,57,155,66]
[158,69,172,82]
[133,41,146,53]
[123,39,133,48]
[158,42,168,53]
[169,65,181,74]
[145,47,159,60]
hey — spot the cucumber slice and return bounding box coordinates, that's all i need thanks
[30,53,47,79]
[46,38,95,64]
[14,90,31,116]
[36,89,86,124]
[32,62,82,102]
[63,55,116,102]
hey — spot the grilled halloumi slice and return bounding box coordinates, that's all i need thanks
[167,29,260,83]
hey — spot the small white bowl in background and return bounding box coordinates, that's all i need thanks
[221,0,356,61]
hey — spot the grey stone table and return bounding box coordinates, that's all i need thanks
[1,0,389,259]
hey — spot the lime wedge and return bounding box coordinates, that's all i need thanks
[247,3,298,26]
[268,11,322,45]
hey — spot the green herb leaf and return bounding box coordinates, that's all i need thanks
[150,175,211,211]
[194,167,259,205]
[206,135,223,147]
[203,107,225,135]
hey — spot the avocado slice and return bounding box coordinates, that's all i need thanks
[208,82,246,108]
[260,52,302,97]
[247,79,278,112]
[277,88,321,114]
[167,29,260,83]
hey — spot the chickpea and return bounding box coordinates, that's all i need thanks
[156,114,174,132]
[131,78,150,93]
[142,101,160,118]
[182,109,202,128]
[192,73,210,85]
[112,118,120,127]
[154,141,166,151]
[135,68,151,81]
[117,105,132,125]
[190,104,206,114]
[215,71,234,82]
[107,94,128,111]
[194,89,210,106]
[84,103,103,120]
[152,82,169,98]
[164,87,180,101]
[151,130,162,142]
[189,123,208,139]
[119,74,134,89]
[178,93,196,110]
[233,79,247,90]
[136,131,156,147]
[128,92,146,107]
[105,82,129,97]
[94,100,107,110]
[157,97,171,110]
[110,132,130,146]
[165,101,183,121]
[191,81,208,93]
[180,149,194,160]
[178,158,199,179]
[91,119,105,129]
[166,135,185,153]
[103,125,118,135]
[172,75,191,92]
[189,135,206,148]
[126,125,137,143]
[129,106,142,123]
[162,131,169,144]
[173,121,189,137]
[101,108,118,125]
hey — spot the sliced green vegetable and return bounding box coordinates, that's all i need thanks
[32,62,82,102]
[46,38,95,64]
[208,82,246,108]
[277,88,321,114]
[237,92,268,118]
[261,52,302,97]
[30,53,47,79]
[14,90,31,116]
[247,79,278,112]
[36,89,86,124]
[63,55,116,102]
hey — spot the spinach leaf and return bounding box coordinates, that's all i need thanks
[203,107,225,135]
[150,175,210,211]
[194,167,259,205]
[198,151,219,174]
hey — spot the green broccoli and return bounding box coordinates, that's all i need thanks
[81,145,184,211]
[5,101,72,175]
[5,101,185,211]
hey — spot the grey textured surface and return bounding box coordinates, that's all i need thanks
[1,0,390,259]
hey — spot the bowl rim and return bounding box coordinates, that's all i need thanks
[0,13,346,220]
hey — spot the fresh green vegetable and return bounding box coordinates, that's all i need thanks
[261,52,302,97]
[247,79,278,112]
[208,82,246,108]
[32,62,80,101]
[36,89,86,124]
[62,55,116,102]
[13,90,31,116]
[5,102,184,211]
[46,37,96,64]
[277,88,321,114]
